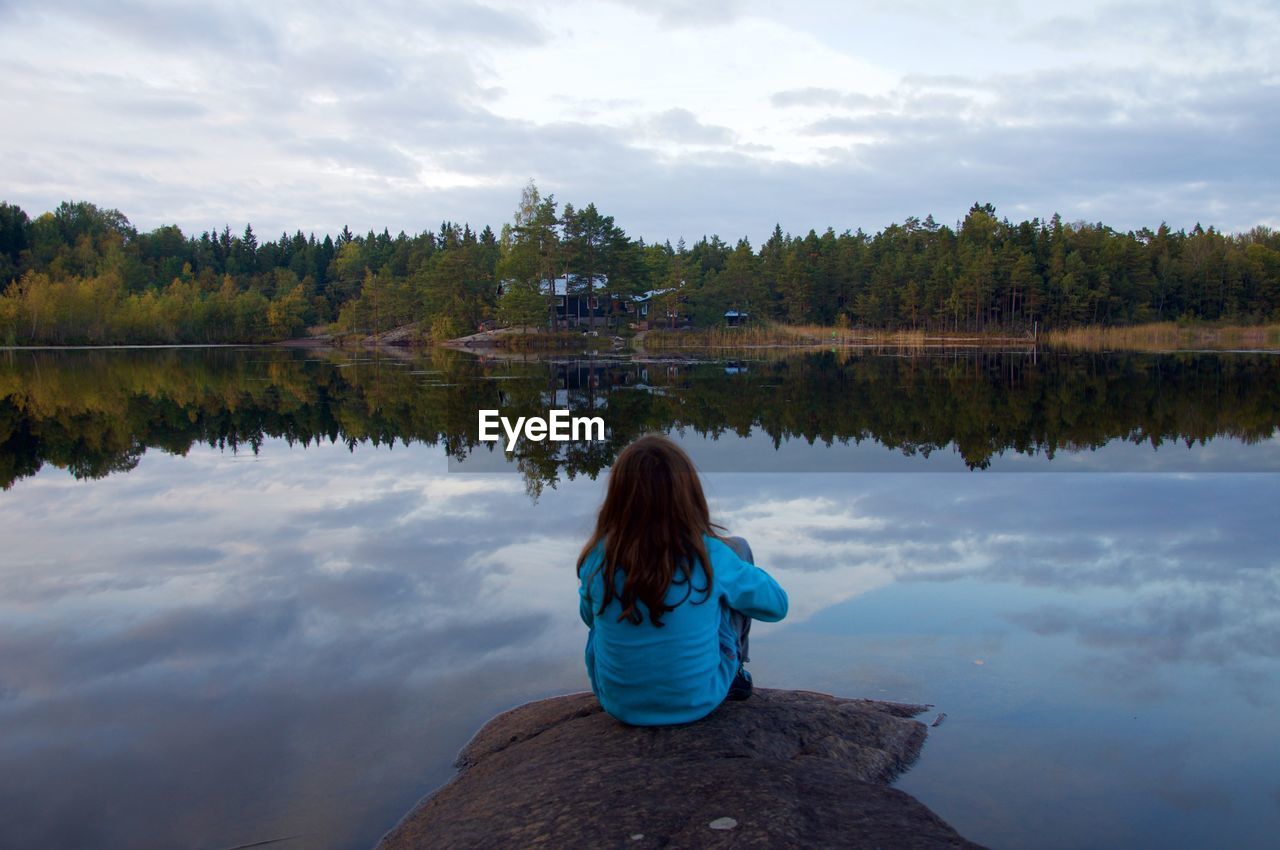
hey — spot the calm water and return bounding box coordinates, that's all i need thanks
[1,347,1278,849]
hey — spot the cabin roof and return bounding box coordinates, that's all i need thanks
[632,288,674,303]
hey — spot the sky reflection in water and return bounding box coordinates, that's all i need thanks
[1,440,1278,850]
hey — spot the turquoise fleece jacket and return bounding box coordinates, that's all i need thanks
[578,534,789,726]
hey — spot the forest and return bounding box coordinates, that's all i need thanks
[1,181,1278,345]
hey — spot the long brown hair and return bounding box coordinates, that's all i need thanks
[576,434,718,626]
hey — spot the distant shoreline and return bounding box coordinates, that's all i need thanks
[456,319,1280,355]
[2,320,1277,354]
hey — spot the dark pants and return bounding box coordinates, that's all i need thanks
[723,535,753,665]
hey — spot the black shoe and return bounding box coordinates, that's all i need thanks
[726,666,753,701]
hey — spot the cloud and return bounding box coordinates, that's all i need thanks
[429,0,549,44]
[638,107,736,145]
[1024,1,1274,68]
[772,87,890,110]
[603,0,747,27]
[2,0,1277,256]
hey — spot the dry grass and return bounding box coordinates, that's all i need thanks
[645,325,816,349]
[644,323,1031,351]
[1045,321,1280,351]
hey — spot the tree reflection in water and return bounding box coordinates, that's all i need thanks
[1,347,1278,850]
[1,345,1277,495]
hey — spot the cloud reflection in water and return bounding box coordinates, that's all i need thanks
[0,441,1277,849]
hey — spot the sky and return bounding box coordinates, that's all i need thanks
[2,0,1277,244]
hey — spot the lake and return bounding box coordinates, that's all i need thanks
[1,346,1278,849]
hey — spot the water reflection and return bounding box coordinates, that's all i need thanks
[0,444,586,850]
[0,431,1277,848]
[1,347,1278,497]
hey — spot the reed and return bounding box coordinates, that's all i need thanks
[643,323,1029,351]
[1044,321,1280,351]
[647,327,784,349]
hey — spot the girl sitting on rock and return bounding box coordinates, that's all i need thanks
[576,434,789,726]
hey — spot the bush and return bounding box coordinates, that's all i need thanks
[430,314,466,342]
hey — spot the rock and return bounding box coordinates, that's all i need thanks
[363,323,422,346]
[375,689,982,849]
